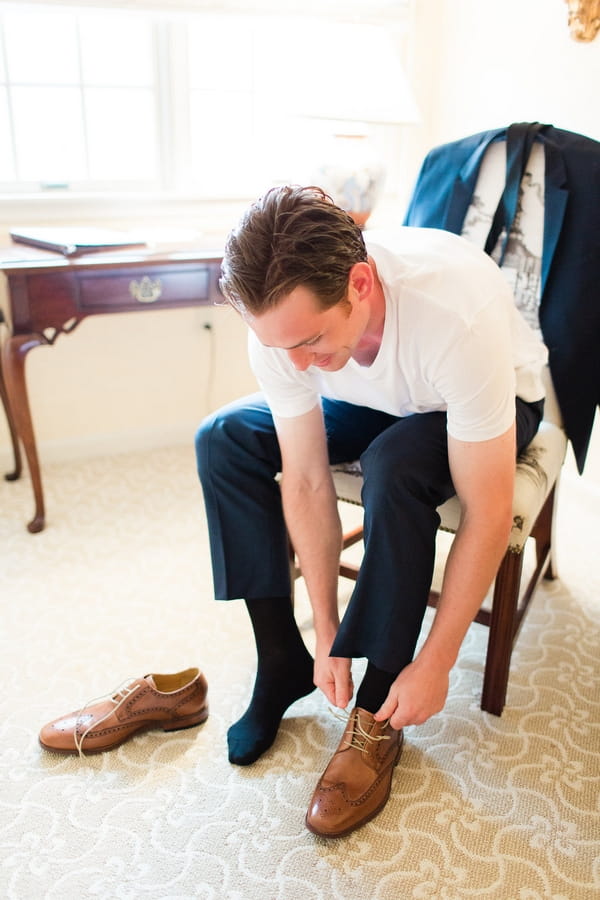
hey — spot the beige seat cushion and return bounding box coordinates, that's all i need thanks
[331,413,567,556]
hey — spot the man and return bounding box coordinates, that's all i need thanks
[196,185,547,838]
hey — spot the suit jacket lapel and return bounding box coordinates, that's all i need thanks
[443,129,505,233]
[540,136,569,294]
[442,126,568,298]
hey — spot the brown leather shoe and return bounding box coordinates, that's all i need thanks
[305,706,403,838]
[39,667,208,756]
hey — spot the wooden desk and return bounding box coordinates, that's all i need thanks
[0,244,223,532]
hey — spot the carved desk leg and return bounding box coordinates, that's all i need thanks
[2,333,47,532]
[0,342,22,481]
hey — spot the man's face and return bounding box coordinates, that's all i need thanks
[247,281,369,373]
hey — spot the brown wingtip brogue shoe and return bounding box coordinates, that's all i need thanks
[39,666,208,756]
[305,706,403,838]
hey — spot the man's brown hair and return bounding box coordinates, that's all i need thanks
[219,185,368,315]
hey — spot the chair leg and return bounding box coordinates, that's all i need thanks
[481,549,524,716]
[536,483,558,581]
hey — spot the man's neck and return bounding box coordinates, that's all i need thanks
[352,258,386,366]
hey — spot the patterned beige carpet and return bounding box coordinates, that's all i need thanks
[1,445,598,900]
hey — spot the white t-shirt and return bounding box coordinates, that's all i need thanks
[248,227,548,442]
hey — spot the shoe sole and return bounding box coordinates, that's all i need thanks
[305,733,404,839]
[39,707,209,755]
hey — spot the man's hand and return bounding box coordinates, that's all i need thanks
[373,654,450,730]
[314,646,353,709]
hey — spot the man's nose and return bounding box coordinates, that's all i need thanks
[287,346,313,371]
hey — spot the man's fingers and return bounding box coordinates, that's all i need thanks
[334,688,350,709]
[323,680,337,706]
[317,659,354,708]
[374,698,395,722]
[334,674,354,709]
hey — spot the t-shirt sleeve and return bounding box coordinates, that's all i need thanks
[248,331,320,418]
[434,298,517,442]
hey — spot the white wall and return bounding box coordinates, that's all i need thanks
[1,0,599,489]
[450,0,595,135]
[406,0,600,180]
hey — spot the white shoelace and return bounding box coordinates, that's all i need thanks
[73,679,142,758]
[330,708,391,754]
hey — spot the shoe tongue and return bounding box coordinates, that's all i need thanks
[356,707,375,731]
[146,675,157,689]
[112,677,143,700]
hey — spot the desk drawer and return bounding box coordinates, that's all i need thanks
[78,264,211,312]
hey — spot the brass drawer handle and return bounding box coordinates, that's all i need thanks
[129,276,162,303]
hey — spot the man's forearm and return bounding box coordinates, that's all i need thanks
[419,510,512,671]
[280,474,343,644]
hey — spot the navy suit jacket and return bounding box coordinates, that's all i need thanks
[403,123,600,473]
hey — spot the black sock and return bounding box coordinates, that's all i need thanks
[355,661,398,715]
[227,596,315,766]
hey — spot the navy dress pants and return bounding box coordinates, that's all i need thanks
[196,393,543,675]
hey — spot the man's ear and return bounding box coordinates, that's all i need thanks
[349,261,374,301]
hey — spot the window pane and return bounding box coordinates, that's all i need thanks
[85,87,158,180]
[3,10,79,85]
[80,13,154,87]
[0,88,15,180]
[253,106,321,186]
[190,90,255,194]
[252,17,306,98]
[187,16,259,196]
[12,86,86,182]
[188,18,252,91]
